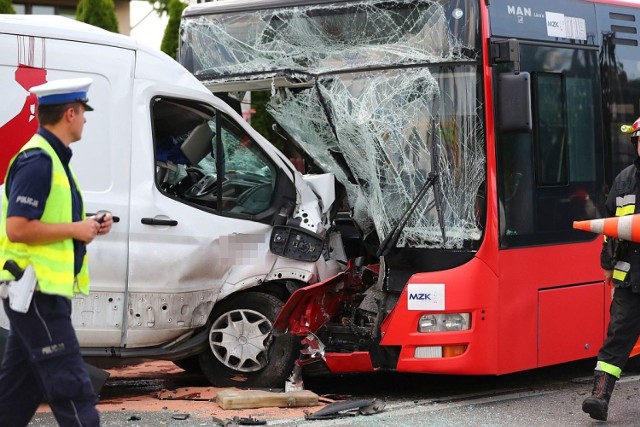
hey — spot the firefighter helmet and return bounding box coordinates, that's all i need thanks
[621,116,640,137]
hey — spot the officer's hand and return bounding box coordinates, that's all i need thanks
[604,269,613,286]
[74,219,101,244]
[93,212,113,237]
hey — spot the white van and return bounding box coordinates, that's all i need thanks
[0,15,346,388]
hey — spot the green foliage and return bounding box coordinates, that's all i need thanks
[76,0,119,33]
[0,0,15,14]
[160,0,187,60]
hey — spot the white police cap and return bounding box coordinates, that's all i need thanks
[30,77,94,111]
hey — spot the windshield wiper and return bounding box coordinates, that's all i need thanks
[376,172,442,257]
[376,121,447,257]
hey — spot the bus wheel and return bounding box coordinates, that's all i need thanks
[198,292,299,388]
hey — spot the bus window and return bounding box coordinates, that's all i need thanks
[534,73,567,186]
[497,45,604,248]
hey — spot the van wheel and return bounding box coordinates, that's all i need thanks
[198,292,299,388]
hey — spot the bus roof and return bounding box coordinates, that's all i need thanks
[184,0,367,17]
[586,0,640,6]
[184,0,640,18]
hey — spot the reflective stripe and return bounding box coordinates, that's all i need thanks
[613,269,628,281]
[616,194,635,216]
[613,261,630,282]
[596,360,622,378]
[617,194,636,206]
[616,205,635,216]
[615,261,630,272]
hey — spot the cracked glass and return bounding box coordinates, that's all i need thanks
[181,0,484,249]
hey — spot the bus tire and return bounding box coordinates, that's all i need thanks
[198,292,299,388]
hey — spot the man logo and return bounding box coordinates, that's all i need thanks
[507,5,532,16]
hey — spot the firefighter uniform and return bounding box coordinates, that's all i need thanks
[0,79,100,427]
[598,157,640,374]
[583,117,640,421]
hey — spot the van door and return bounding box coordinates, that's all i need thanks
[125,89,297,348]
[0,32,134,347]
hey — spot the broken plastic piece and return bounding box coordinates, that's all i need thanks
[212,416,267,426]
[234,416,267,426]
[172,413,190,420]
[303,398,385,420]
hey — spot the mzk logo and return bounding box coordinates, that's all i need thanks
[409,293,432,301]
[407,283,444,311]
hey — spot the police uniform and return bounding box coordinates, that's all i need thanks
[0,79,100,426]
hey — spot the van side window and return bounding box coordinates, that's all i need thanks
[151,97,276,215]
[217,114,275,214]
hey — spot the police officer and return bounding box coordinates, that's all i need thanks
[0,78,113,426]
[582,117,640,421]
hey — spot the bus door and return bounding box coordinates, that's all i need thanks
[492,39,607,367]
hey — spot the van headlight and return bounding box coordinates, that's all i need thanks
[418,313,470,332]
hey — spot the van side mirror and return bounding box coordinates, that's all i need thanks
[497,72,532,133]
[269,225,324,262]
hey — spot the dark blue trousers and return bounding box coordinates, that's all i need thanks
[0,292,99,426]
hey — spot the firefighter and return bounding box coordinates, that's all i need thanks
[582,116,640,421]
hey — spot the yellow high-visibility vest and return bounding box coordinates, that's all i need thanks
[0,134,89,298]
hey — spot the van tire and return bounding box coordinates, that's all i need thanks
[198,292,299,388]
[173,356,201,373]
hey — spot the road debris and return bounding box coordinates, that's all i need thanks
[304,398,385,420]
[156,387,226,401]
[216,389,320,410]
[172,413,190,420]
[212,416,267,426]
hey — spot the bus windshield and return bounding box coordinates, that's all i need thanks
[181,0,484,249]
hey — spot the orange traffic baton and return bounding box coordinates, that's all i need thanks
[573,214,640,243]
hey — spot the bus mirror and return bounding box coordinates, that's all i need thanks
[497,72,532,133]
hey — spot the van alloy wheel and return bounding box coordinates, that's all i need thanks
[198,291,300,388]
[208,308,272,372]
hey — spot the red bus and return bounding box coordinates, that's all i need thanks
[180,0,639,379]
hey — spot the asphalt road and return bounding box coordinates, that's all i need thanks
[26,358,640,426]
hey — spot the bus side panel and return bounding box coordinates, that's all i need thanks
[497,240,603,374]
[380,257,499,375]
[538,282,604,367]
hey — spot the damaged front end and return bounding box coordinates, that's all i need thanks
[181,0,485,374]
[273,260,388,373]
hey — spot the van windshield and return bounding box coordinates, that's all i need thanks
[181,0,484,249]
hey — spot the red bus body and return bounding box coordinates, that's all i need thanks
[181,0,640,375]
[263,0,640,376]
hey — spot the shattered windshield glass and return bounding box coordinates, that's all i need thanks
[181,0,484,249]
